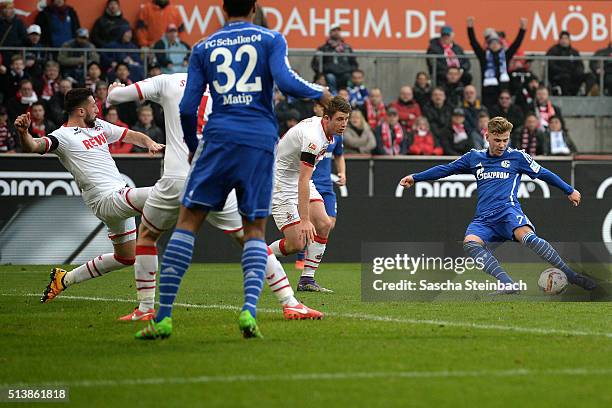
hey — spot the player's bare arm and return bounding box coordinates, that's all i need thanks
[298,161,316,244]
[334,154,346,186]
[123,130,165,155]
[14,113,46,154]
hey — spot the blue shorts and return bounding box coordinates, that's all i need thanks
[182,141,274,221]
[319,190,337,217]
[465,206,535,243]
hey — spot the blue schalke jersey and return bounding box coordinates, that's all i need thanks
[412,148,574,218]
[179,21,323,153]
[312,134,343,192]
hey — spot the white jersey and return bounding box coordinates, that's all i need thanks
[134,74,211,178]
[274,116,331,194]
[43,119,128,206]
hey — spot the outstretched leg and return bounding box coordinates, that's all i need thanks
[515,227,596,290]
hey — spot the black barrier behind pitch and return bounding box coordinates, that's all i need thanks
[0,156,610,263]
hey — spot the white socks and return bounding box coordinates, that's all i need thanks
[266,249,299,307]
[64,253,134,286]
[302,236,327,278]
[135,245,158,312]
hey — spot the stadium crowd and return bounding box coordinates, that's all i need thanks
[0,0,609,156]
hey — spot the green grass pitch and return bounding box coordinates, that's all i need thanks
[1,263,611,407]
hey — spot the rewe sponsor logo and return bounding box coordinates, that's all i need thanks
[0,172,135,197]
[394,175,551,198]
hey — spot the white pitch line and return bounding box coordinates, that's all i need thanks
[2,367,612,389]
[2,293,612,338]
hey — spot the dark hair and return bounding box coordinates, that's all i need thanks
[10,54,24,63]
[432,86,445,94]
[31,101,46,111]
[447,66,460,72]
[87,61,102,71]
[498,89,511,97]
[64,88,94,114]
[352,69,364,76]
[19,79,33,88]
[478,111,490,119]
[313,73,326,83]
[524,111,538,119]
[115,62,129,72]
[223,0,256,18]
[324,96,351,118]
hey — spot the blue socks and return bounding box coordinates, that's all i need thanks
[463,241,514,284]
[241,239,268,318]
[521,231,577,280]
[156,229,195,322]
[296,250,305,261]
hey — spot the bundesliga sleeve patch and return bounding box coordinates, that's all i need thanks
[306,142,318,154]
[530,160,541,173]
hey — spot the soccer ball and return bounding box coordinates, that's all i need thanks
[538,268,568,295]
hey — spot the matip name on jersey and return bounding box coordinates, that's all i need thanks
[205,34,262,49]
[223,93,254,105]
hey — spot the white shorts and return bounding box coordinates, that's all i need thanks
[91,186,152,244]
[272,181,323,231]
[141,177,243,234]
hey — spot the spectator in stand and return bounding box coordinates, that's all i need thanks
[362,87,386,129]
[472,110,490,149]
[109,63,138,126]
[94,80,108,115]
[426,25,472,87]
[591,42,612,96]
[58,28,100,84]
[286,109,301,129]
[343,110,376,154]
[347,69,368,109]
[91,0,130,48]
[413,71,432,110]
[422,86,453,142]
[488,89,524,133]
[311,24,358,93]
[24,25,48,79]
[84,62,105,93]
[515,76,539,114]
[389,86,421,134]
[532,85,562,131]
[0,55,29,102]
[442,66,464,107]
[131,105,164,153]
[154,24,190,74]
[274,89,292,135]
[104,27,144,81]
[0,105,17,152]
[544,115,576,156]
[147,62,162,77]
[337,88,350,102]
[546,31,594,96]
[34,60,61,102]
[467,16,527,109]
[35,0,81,48]
[406,116,443,156]
[106,106,133,153]
[462,85,484,135]
[0,1,27,63]
[47,78,72,124]
[28,101,57,138]
[6,79,41,123]
[512,112,547,155]
[136,0,183,47]
[439,108,474,155]
[373,107,408,155]
[252,3,267,28]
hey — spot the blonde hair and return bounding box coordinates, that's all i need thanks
[349,110,369,130]
[488,116,513,135]
[413,116,430,131]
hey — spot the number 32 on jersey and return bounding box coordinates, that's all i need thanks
[210,45,262,94]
